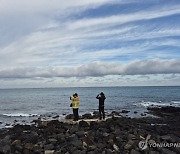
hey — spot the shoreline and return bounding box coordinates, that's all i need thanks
[0,108,149,129]
[0,106,180,154]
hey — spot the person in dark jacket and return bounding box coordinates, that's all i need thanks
[96,92,106,120]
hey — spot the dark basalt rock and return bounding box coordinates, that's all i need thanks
[0,107,179,154]
[121,109,130,113]
[82,113,93,119]
[65,114,74,119]
[79,120,90,127]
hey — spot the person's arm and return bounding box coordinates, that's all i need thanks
[70,96,73,100]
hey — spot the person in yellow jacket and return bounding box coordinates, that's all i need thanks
[70,93,80,121]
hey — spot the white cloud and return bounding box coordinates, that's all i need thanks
[0,59,179,79]
[0,0,180,87]
[67,5,180,30]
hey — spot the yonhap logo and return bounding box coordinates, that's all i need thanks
[138,134,151,150]
[138,140,148,150]
[138,134,180,150]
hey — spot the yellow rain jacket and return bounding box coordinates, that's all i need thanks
[71,96,80,109]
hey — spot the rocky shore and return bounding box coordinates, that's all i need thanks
[0,106,180,154]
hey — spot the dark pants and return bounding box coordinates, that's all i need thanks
[73,108,79,121]
[99,105,105,120]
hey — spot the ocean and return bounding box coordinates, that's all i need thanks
[0,86,180,128]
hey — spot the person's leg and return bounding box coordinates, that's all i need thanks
[76,108,79,121]
[73,109,76,121]
[74,108,79,121]
[99,106,102,120]
[102,105,105,119]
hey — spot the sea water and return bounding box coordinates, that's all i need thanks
[0,86,180,128]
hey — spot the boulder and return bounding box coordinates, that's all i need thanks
[121,110,130,113]
[79,120,90,127]
[44,150,55,154]
[71,139,82,147]
[149,151,160,154]
[130,149,141,154]
[67,134,78,142]
[76,130,85,138]
[65,114,74,119]
[161,148,176,154]
[124,140,135,150]
[24,143,34,150]
[0,144,11,154]
[82,113,93,119]
[44,144,55,150]
[48,138,57,145]
[11,139,21,146]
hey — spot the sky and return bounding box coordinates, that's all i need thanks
[0,0,180,88]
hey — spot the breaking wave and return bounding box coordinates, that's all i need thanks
[2,113,38,117]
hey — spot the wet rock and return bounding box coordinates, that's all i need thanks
[110,111,121,116]
[128,134,137,140]
[149,151,160,154]
[48,138,57,145]
[65,114,74,119]
[82,135,94,147]
[44,150,55,154]
[24,143,34,150]
[11,139,21,146]
[44,144,55,150]
[124,140,136,150]
[141,113,146,116]
[168,134,180,142]
[15,145,23,152]
[47,120,61,127]
[72,150,83,154]
[19,132,38,144]
[34,150,42,154]
[71,139,82,147]
[76,130,85,138]
[63,123,72,131]
[68,134,78,142]
[40,120,48,127]
[161,148,176,154]
[1,135,11,144]
[33,144,42,151]
[52,115,59,119]
[14,120,18,123]
[106,149,114,154]
[161,134,172,141]
[113,144,120,152]
[130,149,141,154]
[1,107,180,153]
[0,144,11,154]
[97,142,106,149]
[103,132,109,137]
[69,125,79,134]
[93,111,99,115]
[5,123,10,126]
[122,110,130,113]
[82,113,93,119]
[79,120,90,127]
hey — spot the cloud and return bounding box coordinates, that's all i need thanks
[67,5,180,30]
[0,59,179,79]
[1,1,180,69]
[0,1,180,87]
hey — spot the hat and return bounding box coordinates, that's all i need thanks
[74,93,78,96]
